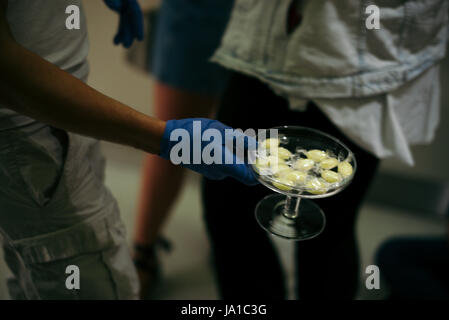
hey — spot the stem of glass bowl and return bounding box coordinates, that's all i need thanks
[282,195,301,219]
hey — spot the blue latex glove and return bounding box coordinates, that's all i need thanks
[104,0,144,48]
[160,119,259,186]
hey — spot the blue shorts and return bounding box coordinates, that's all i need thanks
[149,0,234,97]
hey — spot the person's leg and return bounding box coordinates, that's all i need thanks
[203,72,380,299]
[377,237,449,299]
[133,0,234,299]
[202,73,302,299]
[134,82,217,247]
[202,178,286,299]
[0,125,139,299]
[4,212,139,300]
[290,104,380,299]
[133,82,217,298]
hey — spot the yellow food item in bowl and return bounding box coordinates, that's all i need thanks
[321,170,342,183]
[267,155,282,165]
[279,170,307,184]
[255,157,270,167]
[320,157,339,170]
[338,161,353,177]
[306,178,328,194]
[262,138,280,151]
[271,163,291,175]
[272,178,294,191]
[294,158,315,171]
[306,149,327,162]
[276,147,292,160]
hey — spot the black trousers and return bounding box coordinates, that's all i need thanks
[202,73,380,299]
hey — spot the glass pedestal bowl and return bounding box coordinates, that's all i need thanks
[249,126,356,241]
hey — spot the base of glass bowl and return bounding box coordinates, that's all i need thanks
[255,194,326,241]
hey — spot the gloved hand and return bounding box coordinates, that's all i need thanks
[160,119,259,186]
[104,0,144,48]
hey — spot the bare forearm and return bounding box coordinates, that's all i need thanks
[0,10,165,154]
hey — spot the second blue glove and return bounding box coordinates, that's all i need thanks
[104,0,144,48]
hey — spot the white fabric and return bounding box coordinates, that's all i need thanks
[290,65,441,166]
[0,0,89,130]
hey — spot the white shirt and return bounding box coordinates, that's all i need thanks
[212,0,445,166]
[302,64,441,166]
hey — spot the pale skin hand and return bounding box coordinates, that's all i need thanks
[0,1,165,154]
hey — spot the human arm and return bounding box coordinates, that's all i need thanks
[0,2,257,185]
[0,1,164,154]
